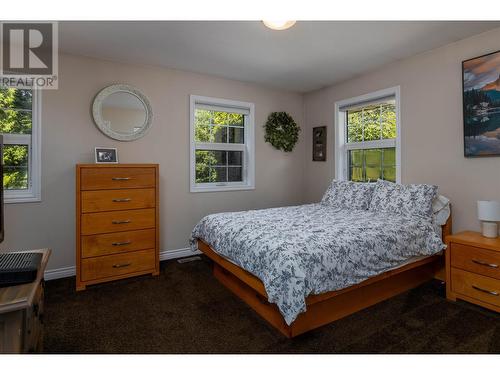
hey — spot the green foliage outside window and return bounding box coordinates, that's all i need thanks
[347,102,397,183]
[347,103,396,142]
[349,148,396,183]
[0,88,32,190]
[3,144,29,189]
[195,109,244,183]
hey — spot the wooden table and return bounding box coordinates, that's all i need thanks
[0,249,51,353]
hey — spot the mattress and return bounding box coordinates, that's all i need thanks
[191,203,444,325]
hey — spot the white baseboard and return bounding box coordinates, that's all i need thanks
[44,265,76,281]
[43,247,202,281]
[159,247,201,261]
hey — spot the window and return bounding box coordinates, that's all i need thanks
[335,87,400,183]
[190,95,255,192]
[0,87,41,203]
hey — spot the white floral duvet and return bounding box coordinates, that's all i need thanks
[190,203,444,325]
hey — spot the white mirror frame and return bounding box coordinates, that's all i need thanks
[92,84,153,141]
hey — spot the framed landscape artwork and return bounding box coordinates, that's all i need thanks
[463,50,500,157]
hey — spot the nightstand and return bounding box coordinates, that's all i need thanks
[0,249,51,353]
[446,231,500,313]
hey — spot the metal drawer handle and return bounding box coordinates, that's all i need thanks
[112,177,131,181]
[112,198,131,202]
[112,263,131,268]
[112,241,132,246]
[472,259,498,268]
[112,220,131,224]
[472,285,499,296]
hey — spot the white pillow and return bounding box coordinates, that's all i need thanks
[368,179,437,220]
[432,195,450,226]
[321,180,375,210]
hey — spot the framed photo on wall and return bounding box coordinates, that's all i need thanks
[312,126,327,161]
[463,49,500,157]
[95,147,118,163]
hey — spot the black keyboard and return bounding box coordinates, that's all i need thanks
[0,252,43,287]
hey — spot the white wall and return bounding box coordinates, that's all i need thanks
[3,27,500,272]
[303,27,500,233]
[0,53,306,271]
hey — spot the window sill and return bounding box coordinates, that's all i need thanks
[5,193,41,204]
[190,184,255,193]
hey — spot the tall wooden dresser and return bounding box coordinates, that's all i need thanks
[76,164,159,291]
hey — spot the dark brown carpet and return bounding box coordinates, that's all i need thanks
[43,256,500,353]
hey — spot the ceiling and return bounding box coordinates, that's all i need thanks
[59,21,500,93]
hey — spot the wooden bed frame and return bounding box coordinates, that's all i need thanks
[196,214,452,338]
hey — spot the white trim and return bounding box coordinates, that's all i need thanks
[196,103,250,115]
[334,86,401,183]
[192,95,253,113]
[43,248,202,280]
[44,265,76,281]
[195,142,246,152]
[344,139,396,150]
[3,89,42,203]
[189,95,255,193]
[159,247,201,261]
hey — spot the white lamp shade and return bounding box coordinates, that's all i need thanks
[477,200,500,221]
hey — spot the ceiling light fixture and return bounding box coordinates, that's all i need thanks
[262,20,296,31]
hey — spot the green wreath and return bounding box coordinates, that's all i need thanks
[264,112,300,152]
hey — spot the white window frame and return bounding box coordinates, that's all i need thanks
[334,86,401,183]
[2,89,42,203]
[190,95,255,193]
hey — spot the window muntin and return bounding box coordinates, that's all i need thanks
[348,148,396,182]
[336,88,400,184]
[3,144,30,190]
[194,109,245,144]
[195,150,243,183]
[345,101,397,182]
[190,96,254,192]
[0,87,41,202]
[346,102,396,143]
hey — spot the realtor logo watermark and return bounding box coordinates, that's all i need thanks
[0,22,58,89]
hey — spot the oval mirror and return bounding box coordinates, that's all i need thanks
[92,84,153,141]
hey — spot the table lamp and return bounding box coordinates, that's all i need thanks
[477,200,500,238]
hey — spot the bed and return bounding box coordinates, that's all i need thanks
[191,180,452,338]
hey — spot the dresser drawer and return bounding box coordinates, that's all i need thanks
[451,268,500,307]
[81,248,156,281]
[81,208,155,235]
[81,188,155,213]
[80,167,155,190]
[81,229,156,258]
[451,243,500,280]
